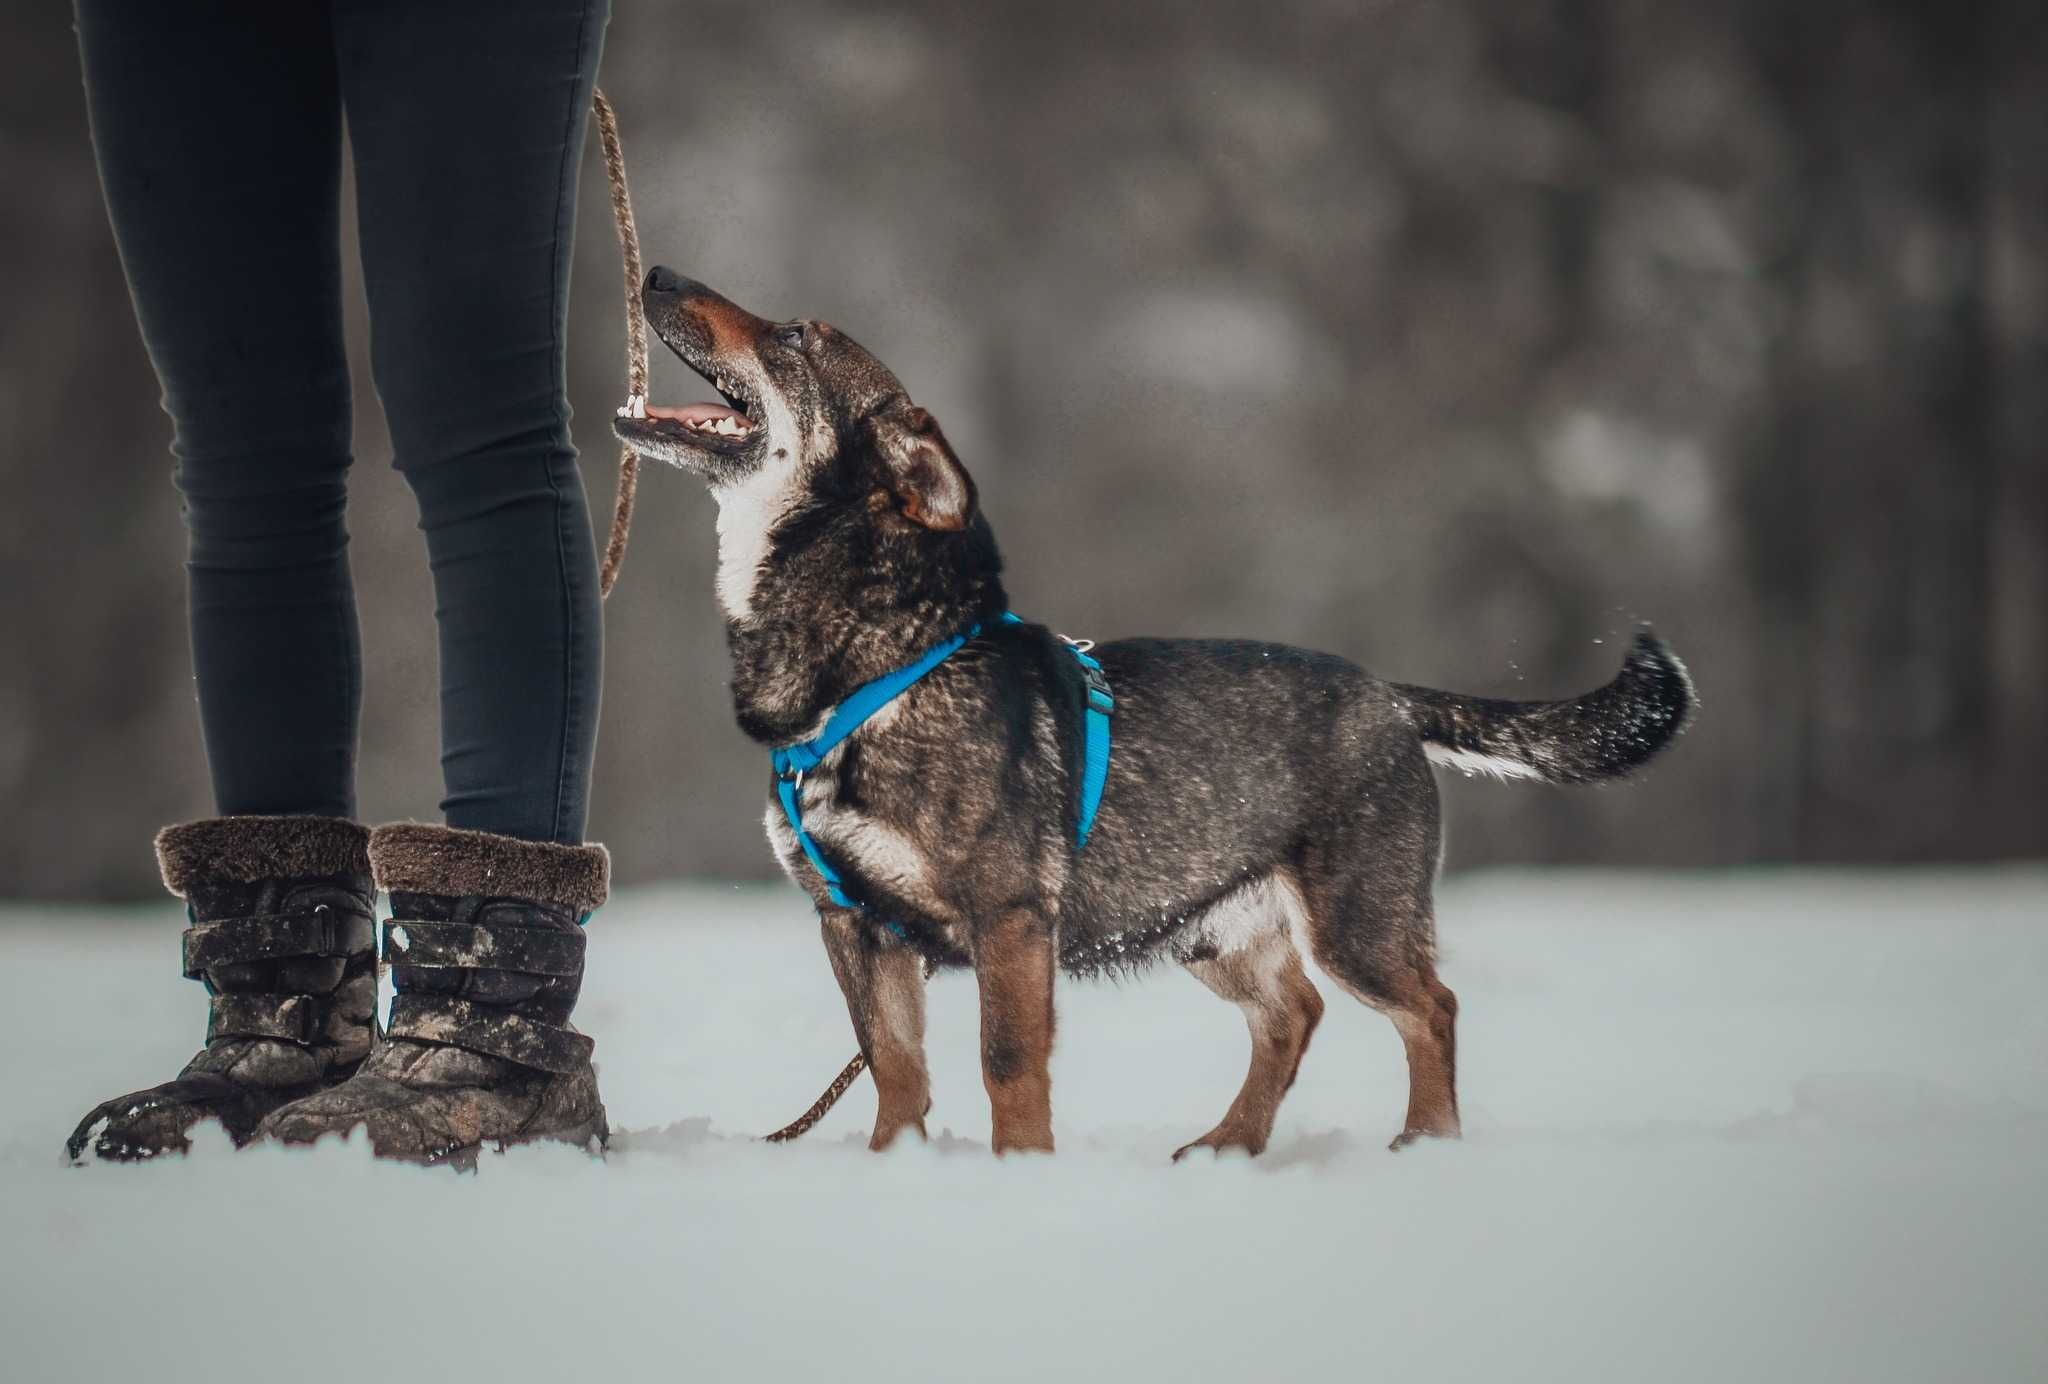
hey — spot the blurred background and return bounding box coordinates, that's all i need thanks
[3,0,2043,899]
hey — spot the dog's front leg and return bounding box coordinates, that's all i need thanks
[973,907,1057,1155]
[819,909,931,1151]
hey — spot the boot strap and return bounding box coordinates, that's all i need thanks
[182,908,375,978]
[384,995,594,1075]
[208,991,324,1045]
[382,919,585,976]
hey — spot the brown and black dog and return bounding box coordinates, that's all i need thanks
[615,269,1694,1158]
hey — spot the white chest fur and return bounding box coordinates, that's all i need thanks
[713,465,796,622]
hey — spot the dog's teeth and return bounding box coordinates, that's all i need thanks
[684,414,749,437]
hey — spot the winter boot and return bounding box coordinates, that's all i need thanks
[65,815,377,1162]
[256,823,609,1164]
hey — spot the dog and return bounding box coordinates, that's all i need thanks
[613,267,1696,1158]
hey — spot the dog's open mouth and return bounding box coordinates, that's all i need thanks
[615,370,757,447]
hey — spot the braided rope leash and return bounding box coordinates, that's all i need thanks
[589,89,864,1139]
[591,87,643,600]
[761,1054,869,1143]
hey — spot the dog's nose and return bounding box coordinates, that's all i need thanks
[645,265,684,295]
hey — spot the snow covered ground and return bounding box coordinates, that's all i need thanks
[2,868,2043,1383]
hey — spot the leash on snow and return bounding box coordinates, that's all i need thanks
[761,1054,870,1142]
[590,88,864,1139]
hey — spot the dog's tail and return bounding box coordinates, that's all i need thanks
[1394,631,1696,785]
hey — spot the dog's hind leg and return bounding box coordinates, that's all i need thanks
[1173,921,1324,1162]
[820,909,931,1151]
[1375,951,1460,1150]
[1292,862,1462,1151]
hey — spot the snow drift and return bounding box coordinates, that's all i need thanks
[2,867,2042,1382]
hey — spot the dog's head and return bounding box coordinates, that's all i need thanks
[612,269,981,620]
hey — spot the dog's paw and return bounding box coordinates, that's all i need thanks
[1171,1132,1262,1162]
[1387,1126,1460,1152]
[867,1117,928,1152]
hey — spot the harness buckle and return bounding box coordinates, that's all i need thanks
[1081,664,1115,715]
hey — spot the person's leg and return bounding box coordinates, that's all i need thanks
[334,0,609,846]
[255,0,614,1160]
[76,0,361,820]
[67,2,376,1163]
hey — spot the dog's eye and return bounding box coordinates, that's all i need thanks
[775,324,806,349]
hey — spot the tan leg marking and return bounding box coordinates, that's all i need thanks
[1292,890,1463,1152]
[1174,928,1324,1160]
[973,908,1057,1155]
[1384,965,1460,1149]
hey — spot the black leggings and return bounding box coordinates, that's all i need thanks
[74,0,608,846]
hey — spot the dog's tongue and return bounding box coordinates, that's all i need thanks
[646,401,747,427]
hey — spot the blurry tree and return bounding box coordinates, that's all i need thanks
[1,0,2041,898]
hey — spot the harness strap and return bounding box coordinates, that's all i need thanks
[770,612,1113,926]
[1065,639,1114,849]
[773,628,980,778]
[773,769,865,911]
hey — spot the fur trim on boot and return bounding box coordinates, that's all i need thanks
[368,823,609,912]
[156,815,371,898]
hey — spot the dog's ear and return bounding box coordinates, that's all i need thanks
[867,402,975,531]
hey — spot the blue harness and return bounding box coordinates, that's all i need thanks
[770,611,1113,932]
